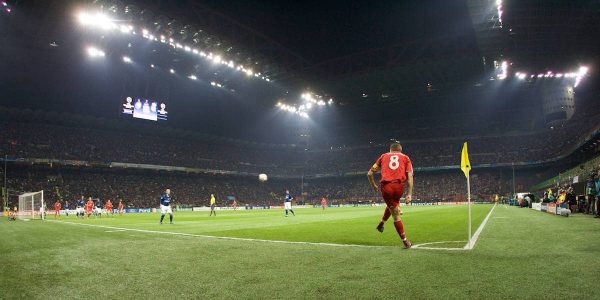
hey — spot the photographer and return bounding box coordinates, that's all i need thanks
[586,172,597,215]
[567,187,577,213]
[596,170,600,218]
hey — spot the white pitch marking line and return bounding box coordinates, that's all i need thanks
[47,220,479,252]
[411,241,468,251]
[47,220,393,249]
[464,203,498,250]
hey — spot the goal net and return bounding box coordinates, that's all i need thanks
[18,190,45,220]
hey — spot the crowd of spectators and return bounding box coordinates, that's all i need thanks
[2,98,599,208]
[1,110,599,177]
[5,167,509,208]
[2,96,600,177]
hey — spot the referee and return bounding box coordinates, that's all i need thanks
[209,194,216,216]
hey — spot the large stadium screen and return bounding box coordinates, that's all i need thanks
[122,97,168,121]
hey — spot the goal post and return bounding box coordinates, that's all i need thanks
[18,190,45,220]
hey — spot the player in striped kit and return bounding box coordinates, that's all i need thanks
[284,190,295,217]
[159,189,174,224]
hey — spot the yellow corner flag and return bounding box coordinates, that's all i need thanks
[461,142,471,178]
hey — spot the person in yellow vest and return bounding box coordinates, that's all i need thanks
[209,194,216,216]
[557,189,566,205]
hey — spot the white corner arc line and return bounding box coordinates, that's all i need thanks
[464,203,497,250]
[411,241,468,251]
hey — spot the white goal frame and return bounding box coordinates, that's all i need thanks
[18,190,45,220]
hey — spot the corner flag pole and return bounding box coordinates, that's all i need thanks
[461,142,472,249]
[467,171,472,249]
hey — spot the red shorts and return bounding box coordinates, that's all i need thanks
[380,182,405,208]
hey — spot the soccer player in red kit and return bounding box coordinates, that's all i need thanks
[54,200,61,219]
[85,197,94,218]
[105,199,113,217]
[367,142,414,249]
[117,199,124,215]
[321,197,327,210]
[232,199,238,211]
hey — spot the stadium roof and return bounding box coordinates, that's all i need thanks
[1,0,598,144]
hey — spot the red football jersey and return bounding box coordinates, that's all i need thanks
[54,202,61,210]
[371,152,413,183]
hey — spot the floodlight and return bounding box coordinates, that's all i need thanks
[78,12,116,30]
[86,46,105,57]
[169,68,175,74]
[188,75,197,80]
[122,56,132,63]
[210,82,216,86]
[184,46,191,52]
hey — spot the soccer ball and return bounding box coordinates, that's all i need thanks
[258,173,268,182]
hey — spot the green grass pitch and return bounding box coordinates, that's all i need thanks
[2,204,600,299]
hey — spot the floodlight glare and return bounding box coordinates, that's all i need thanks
[122,56,132,63]
[119,25,133,34]
[86,46,105,57]
[210,82,216,86]
[78,12,116,30]
[169,68,175,74]
[188,75,197,80]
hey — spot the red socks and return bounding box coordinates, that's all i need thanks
[394,220,407,240]
[382,208,391,222]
